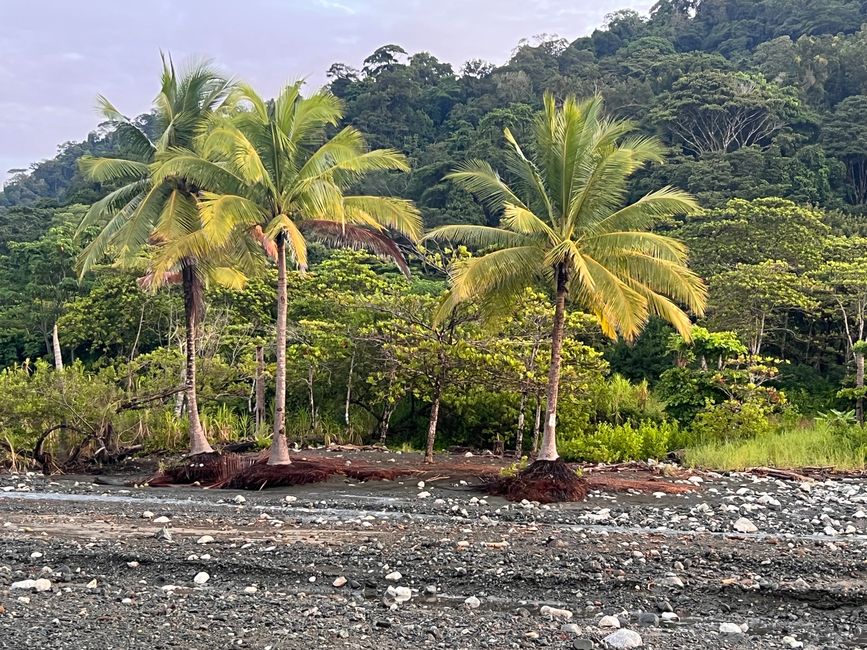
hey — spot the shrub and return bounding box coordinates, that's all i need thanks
[690,400,771,444]
[559,420,679,463]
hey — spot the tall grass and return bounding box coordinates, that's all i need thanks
[685,421,867,471]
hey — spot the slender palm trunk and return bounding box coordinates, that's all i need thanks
[52,322,63,372]
[269,234,291,465]
[537,267,568,462]
[425,385,442,464]
[254,345,266,431]
[344,350,355,435]
[182,266,213,456]
[857,352,865,426]
[532,396,542,455]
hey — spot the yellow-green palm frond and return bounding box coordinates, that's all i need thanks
[79,157,149,184]
[266,214,308,271]
[445,160,529,214]
[424,224,531,249]
[300,220,410,277]
[588,187,699,234]
[501,204,558,241]
[343,196,423,241]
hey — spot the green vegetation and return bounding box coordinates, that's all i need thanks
[5,1,867,472]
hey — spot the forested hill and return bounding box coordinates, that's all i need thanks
[6,0,867,222]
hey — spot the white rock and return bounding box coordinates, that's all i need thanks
[232,495,246,504]
[86,579,97,588]
[656,576,684,588]
[11,579,36,590]
[244,586,258,594]
[661,612,679,622]
[417,481,425,489]
[603,628,643,649]
[733,517,758,533]
[284,495,297,503]
[464,595,481,608]
[782,635,803,649]
[196,535,215,545]
[719,622,744,634]
[127,561,139,568]
[688,476,704,484]
[386,585,412,603]
[417,491,431,499]
[333,576,347,587]
[798,482,813,493]
[540,605,573,620]
[34,578,51,592]
[823,525,838,536]
[29,551,42,559]
[141,511,154,519]
[121,598,133,604]
[561,623,581,634]
[599,615,621,629]
[854,509,866,519]
[464,452,474,457]
[194,572,210,585]
[385,571,402,582]
[153,516,170,524]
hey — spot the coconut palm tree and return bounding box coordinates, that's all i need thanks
[426,93,707,485]
[76,56,235,456]
[155,82,422,464]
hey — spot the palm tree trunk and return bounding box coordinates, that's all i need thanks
[254,345,266,431]
[269,234,291,465]
[424,382,442,464]
[182,266,213,456]
[537,267,568,461]
[52,322,63,372]
[344,350,355,435]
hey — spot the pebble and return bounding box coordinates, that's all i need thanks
[560,623,580,634]
[232,495,246,504]
[140,511,154,519]
[656,576,684,588]
[660,612,679,623]
[732,517,758,533]
[153,516,171,524]
[333,576,347,587]
[194,572,210,585]
[573,640,593,650]
[384,571,402,581]
[196,535,215,545]
[86,579,97,588]
[599,615,621,629]
[34,578,51,592]
[154,528,173,542]
[244,586,258,594]
[719,622,744,634]
[603,628,643,648]
[464,595,481,609]
[540,605,573,620]
[417,491,431,499]
[782,635,804,648]
[386,585,412,603]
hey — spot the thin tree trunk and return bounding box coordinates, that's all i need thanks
[514,389,527,458]
[269,235,291,465]
[424,385,442,464]
[182,266,213,456]
[857,352,865,426]
[254,345,266,431]
[52,322,63,372]
[537,267,568,461]
[344,350,355,435]
[378,368,397,446]
[307,366,317,435]
[532,396,542,455]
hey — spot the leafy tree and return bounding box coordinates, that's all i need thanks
[823,95,867,204]
[650,70,800,155]
[427,94,706,470]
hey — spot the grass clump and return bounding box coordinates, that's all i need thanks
[684,421,867,471]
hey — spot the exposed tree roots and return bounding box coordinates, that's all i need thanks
[147,453,256,487]
[488,458,587,503]
[223,459,339,490]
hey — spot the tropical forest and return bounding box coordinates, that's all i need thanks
[5,1,867,484]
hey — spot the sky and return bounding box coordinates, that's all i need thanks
[0,0,654,185]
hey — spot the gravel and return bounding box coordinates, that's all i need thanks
[0,461,866,648]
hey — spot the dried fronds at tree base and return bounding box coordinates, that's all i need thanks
[487,458,588,503]
[147,453,256,487]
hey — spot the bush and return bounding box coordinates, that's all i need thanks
[690,400,771,444]
[559,420,679,463]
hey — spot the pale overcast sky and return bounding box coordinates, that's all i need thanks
[0,0,654,184]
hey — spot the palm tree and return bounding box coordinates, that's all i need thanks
[157,82,421,464]
[427,93,707,478]
[76,56,235,456]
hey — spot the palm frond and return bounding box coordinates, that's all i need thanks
[424,224,531,249]
[300,220,411,277]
